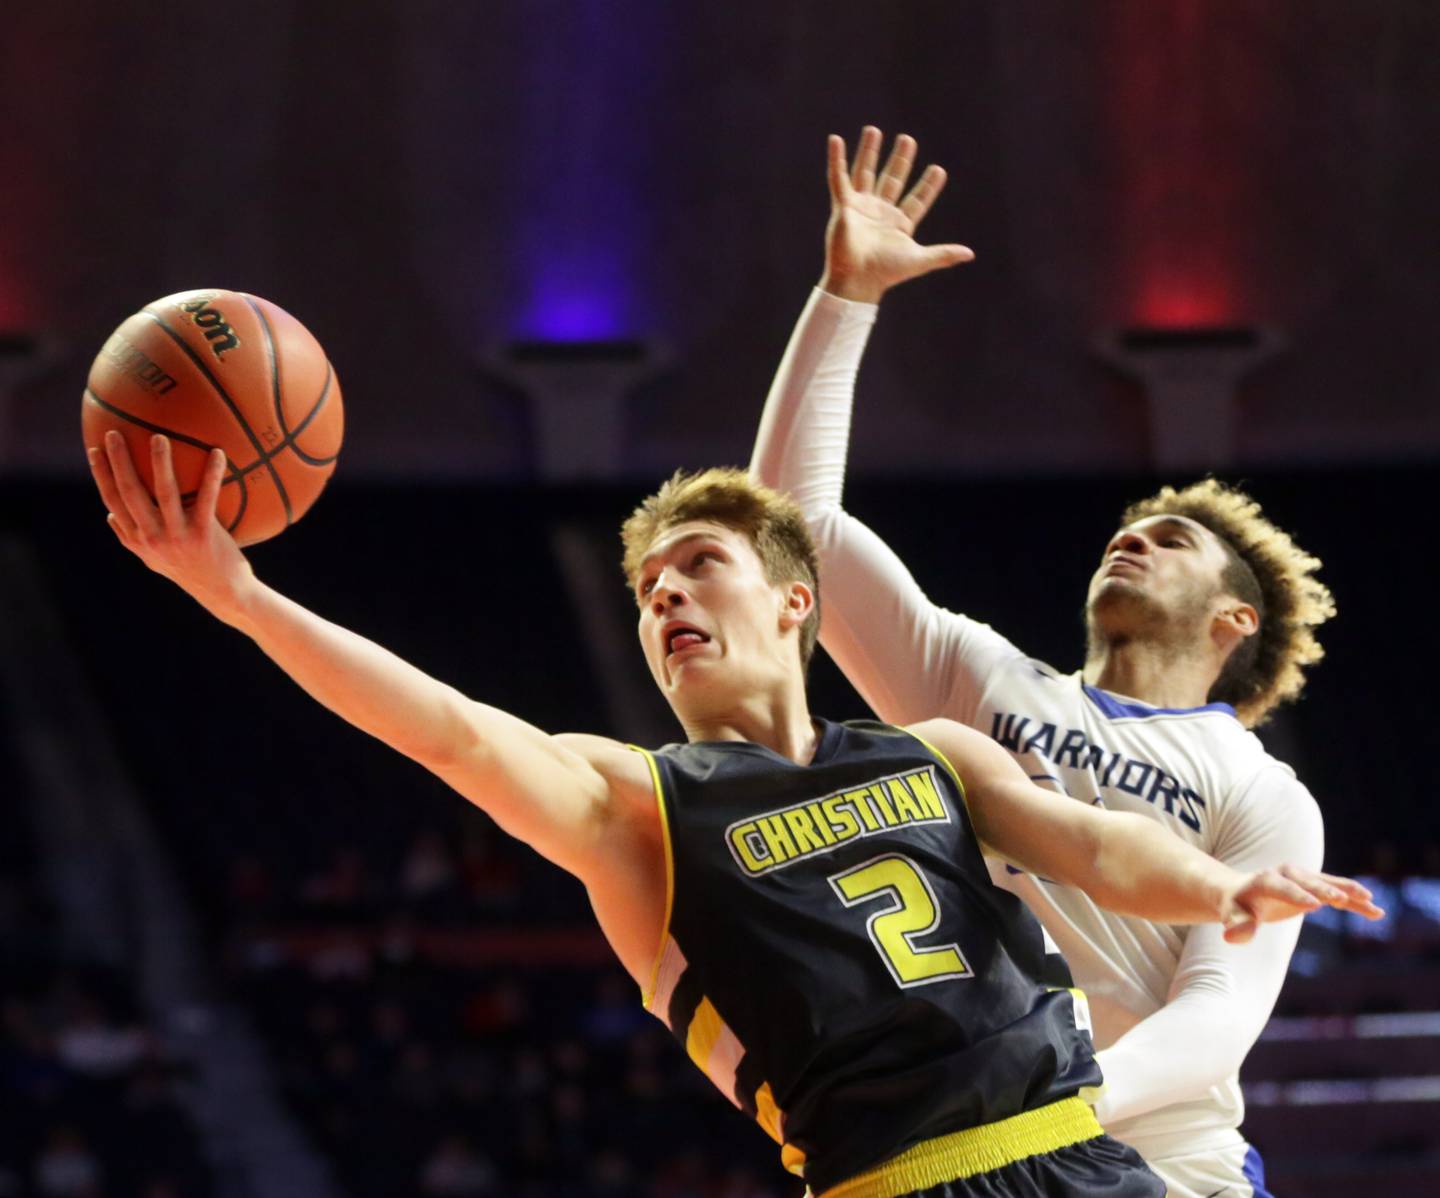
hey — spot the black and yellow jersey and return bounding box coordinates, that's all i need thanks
[634,718,1100,1194]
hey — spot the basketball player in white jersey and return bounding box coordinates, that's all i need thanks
[750,128,1339,1198]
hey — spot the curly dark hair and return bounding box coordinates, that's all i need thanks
[1120,479,1335,727]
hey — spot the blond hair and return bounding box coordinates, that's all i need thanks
[621,468,821,670]
[1121,479,1335,726]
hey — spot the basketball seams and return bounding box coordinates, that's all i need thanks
[285,362,340,466]
[240,295,339,468]
[86,385,221,457]
[83,386,249,533]
[139,307,294,526]
[232,297,295,527]
[240,294,294,440]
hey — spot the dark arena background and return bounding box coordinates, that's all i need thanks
[3,5,1440,1197]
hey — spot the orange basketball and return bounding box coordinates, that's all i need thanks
[82,289,344,546]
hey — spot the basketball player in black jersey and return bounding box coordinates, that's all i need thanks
[89,434,1379,1197]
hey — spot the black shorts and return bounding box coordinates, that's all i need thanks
[897,1134,1164,1198]
[814,1099,1164,1198]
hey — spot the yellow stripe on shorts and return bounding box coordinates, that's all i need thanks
[818,1096,1102,1198]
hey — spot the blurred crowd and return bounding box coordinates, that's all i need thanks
[222,820,789,1198]
[12,768,1438,1198]
[1290,839,1440,979]
[0,796,210,1198]
[216,819,1440,1197]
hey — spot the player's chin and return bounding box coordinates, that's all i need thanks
[1088,576,1147,609]
[660,655,708,694]
[1085,581,1157,634]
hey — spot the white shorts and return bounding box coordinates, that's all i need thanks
[1145,1141,1273,1198]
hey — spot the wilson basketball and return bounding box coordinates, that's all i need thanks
[81,289,344,546]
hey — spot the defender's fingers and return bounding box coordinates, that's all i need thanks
[900,164,950,225]
[102,431,162,538]
[1281,865,1373,908]
[1313,871,1374,902]
[1259,874,1325,912]
[1314,875,1385,919]
[194,447,227,524]
[151,436,186,534]
[851,125,882,192]
[826,135,852,202]
[876,133,917,203]
[88,446,138,537]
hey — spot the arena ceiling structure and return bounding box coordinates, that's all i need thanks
[0,1,1436,481]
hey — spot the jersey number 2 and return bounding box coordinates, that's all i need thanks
[829,853,973,989]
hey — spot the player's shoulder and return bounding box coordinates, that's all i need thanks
[1207,759,1325,865]
[1157,709,1311,812]
[926,610,1044,676]
[554,732,655,793]
[1208,723,1308,802]
[901,714,971,743]
[943,637,1073,721]
[554,729,633,757]
[1231,759,1319,817]
[900,716,996,769]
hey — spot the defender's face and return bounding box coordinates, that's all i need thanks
[633,520,800,704]
[1086,514,1233,632]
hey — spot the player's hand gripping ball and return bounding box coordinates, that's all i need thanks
[81,289,343,545]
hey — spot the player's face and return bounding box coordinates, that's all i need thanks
[1085,514,1234,640]
[633,520,806,709]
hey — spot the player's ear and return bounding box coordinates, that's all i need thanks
[779,579,815,632]
[1214,601,1259,641]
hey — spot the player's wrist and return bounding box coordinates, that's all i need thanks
[198,564,263,630]
[1212,868,1251,925]
[819,268,886,305]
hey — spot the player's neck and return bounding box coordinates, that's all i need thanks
[678,676,822,765]
[1082,639,1219,711]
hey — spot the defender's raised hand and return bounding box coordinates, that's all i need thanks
[822,127,974,304]
[89,431,256,622]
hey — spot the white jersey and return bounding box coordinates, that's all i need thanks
[929,616,1320,1157]
[750,289,1324,1180]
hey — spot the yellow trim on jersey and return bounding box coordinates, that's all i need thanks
[628,745,675,1011]
[753,1082,784,1144]
[685,997,725,1072]
[817,1096,1102,1198]
[782,1140,808,1176]
[899,728,974,824]
[1059,986,1092,1032]
[753,1082,808,1176]
[1048,986,1102,1108]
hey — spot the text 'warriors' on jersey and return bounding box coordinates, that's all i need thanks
[633,719,1101,1194]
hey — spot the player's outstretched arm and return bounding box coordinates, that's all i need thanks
[751,130,1010,726]
[751,127,971,505]
[913,718,1383,942]
[87,432,647,881]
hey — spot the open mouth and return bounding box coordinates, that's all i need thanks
[664,625,711,656]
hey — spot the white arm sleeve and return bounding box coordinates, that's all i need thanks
[1092,766,1326,1126]
[750,289,1024,726]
